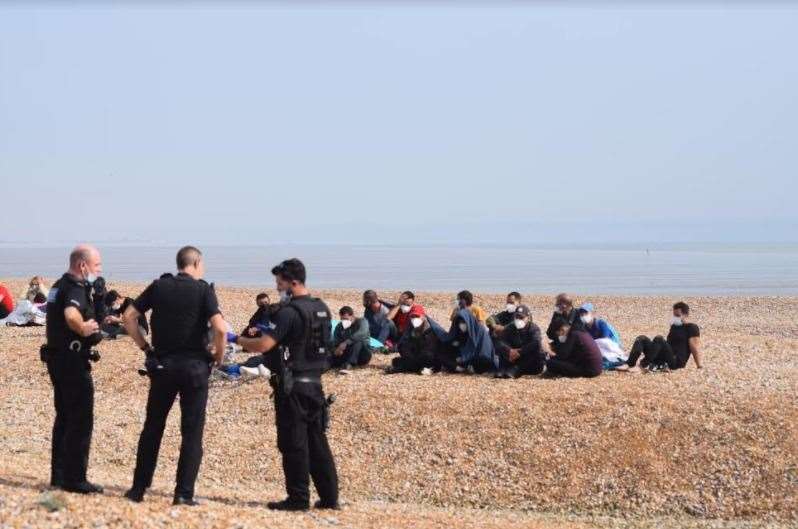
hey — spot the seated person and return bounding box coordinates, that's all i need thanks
[389,305,443,375]
[545,319,603,378]
[545,293,585,344]
[578,302,627,369]
[386,291,423,335]
[362,290,399,347]
[21,276,49,304]
[627,301,702,371]
[494,304,545,379]
[486,291,522,336]
[441,307,496,374]
[102,290,150,338]
[578,302,621,345]
[449,290,487,326]
[241,292,277,337]
[0,282,14,319]
[331,306,373,370]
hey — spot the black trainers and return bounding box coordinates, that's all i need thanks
[62,481,104,494]
[173,496,200,506]
[314,499,341,510]
[124,487,145,503]
[267,498,310,511]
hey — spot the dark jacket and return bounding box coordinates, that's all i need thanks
[545,309,584,341]
[553,330,603,377]
[397,319,441,367]
[495,322,543,361]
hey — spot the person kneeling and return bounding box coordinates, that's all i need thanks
[545,319,603,378]
[331,306,373,371]
[495,305,545,379]
[389,306,442,375]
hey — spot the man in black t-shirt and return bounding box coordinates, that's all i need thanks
[44,244,105,494]
[627,301,703,371]
[121,246,226,506]
[234,258,339,512]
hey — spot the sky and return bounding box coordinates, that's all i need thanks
[1,2,797,246]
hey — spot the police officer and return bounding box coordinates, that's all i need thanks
[44,244,105,494]
[121,246,226,506]
[234,258,339,511]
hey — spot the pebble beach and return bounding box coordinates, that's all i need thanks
[0,278,796,529]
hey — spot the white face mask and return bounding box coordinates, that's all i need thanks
[553,306,561,314]
[580,314,593,325]
[671,316,683,327]
[279,290,291,303]
[458,322,468,333]
[340,319,353,330]
[400,304,411,314]
[506,303,517,313]
[558,335,567,344]
[513,319,526,330]
[82,264,97,285]
[410,317,423,329]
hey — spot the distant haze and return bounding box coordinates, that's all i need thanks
[1,3,796,245]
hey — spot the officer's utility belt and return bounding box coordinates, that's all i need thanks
[39,342,100,363]
[294,376,322,385]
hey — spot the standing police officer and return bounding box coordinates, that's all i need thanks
[234,258,339,511]
[44,244,105,494]
[121,246,226,506]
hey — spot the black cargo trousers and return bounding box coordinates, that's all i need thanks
[274,379,338,506]
[131,356,210,499]
[47,352,94,487]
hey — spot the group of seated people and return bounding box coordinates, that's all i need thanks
[231,289,703,379]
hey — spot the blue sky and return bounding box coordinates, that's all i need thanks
[1,3,797,245]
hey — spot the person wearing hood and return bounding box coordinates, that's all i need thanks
[494,305,545,379]
[389,305,444,375]
[545,319,603,378]
[362,290,399,347]
[445,307,496,374]
[331,306,373,371]
[545,293,584,343]
[0,282,14,319]
[386,291,424,335]
[577,302,621,346]
[626,301,702,371]
[486,291,522,336]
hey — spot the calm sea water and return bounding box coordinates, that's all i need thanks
[1,244,797,295]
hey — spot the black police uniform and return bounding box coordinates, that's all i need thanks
[265,295,339,508]
[128,273,220,501]
[44,273,100,489]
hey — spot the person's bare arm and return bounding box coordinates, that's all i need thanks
[689,336,702,368]
[65,306,98,337]
[236,333,279,355]
[208,314,227,365]
[122,305,149,350]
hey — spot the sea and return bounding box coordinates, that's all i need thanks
[1,243,797,295]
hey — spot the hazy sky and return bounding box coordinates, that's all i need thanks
[1,3,797,245]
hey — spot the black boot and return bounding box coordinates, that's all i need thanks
[267,498,309,511]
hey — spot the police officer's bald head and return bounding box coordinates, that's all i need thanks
[69,244,102,278]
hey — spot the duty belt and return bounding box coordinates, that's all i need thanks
[294,376,322,385]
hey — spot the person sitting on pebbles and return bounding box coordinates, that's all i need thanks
[626,301,703,372]
[577,302,627,370]
[385,290,424,336]
[494,304,546,379]
[486,291,523,337]
[331,306,373,372]
[388,305,447,375]
[21,275,49,304]
[442,306,496,374]
[545,293,585,348]
[545,319,603,378]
